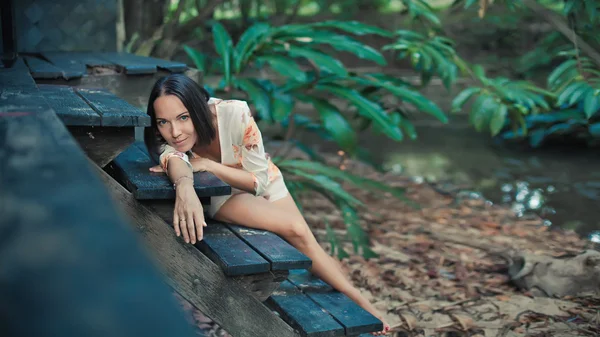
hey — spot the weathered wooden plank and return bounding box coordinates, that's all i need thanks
[96,52,158,75]
[97,166,302,337]
[75,88,151,127]
[112,142,231,199]
[98,52,187,73]
[69,126,135,168]
[228,224,312,271]
[288,270,383,336]
[0,58,37,90]
[54,52,115,68]
[196,220,270,276]
[0,92,200,337]
[267,281,345,337]
[23,56,64,79]
[40,52,86,79]
[38,84,102,125]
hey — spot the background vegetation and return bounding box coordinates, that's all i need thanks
[122,0,600,257]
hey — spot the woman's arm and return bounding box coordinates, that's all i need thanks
[197,159,256,194]
[154,153,206,244]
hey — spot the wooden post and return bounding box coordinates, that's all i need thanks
[0,0,17,65]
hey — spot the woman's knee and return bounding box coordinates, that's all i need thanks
[281,221,314,246]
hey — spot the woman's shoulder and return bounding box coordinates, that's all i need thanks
[209,97,249,110]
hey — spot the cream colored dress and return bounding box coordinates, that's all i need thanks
[159,98,287,217]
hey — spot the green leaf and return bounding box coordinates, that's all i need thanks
[452,87,481,112]
[310,20,394,37]
[271,90,295,123]
[569,85,592,106]
[325,222,350,259]
[583,90,600,118]
[277,159,407,200]
[556,81,586,107]
[305,97,357,153]
[315,83,403,141]
[292,33,387,66]
[400,117,418,140]
[212,22,234,86]
[472,65,486,81]
[382,84,448,123]
[547,59,577,88]
[490,105,508,136]
[182,45,206,72]
[234,22,271,73]
[290,169,363,207]
[276,45,347,77]
[234,78,272,121]
[336,201,374,257]
[255,55,306,82]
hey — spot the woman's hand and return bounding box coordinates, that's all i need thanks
[190,157,213,172]
[173,180,207,244]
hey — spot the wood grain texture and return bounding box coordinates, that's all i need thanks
[228,224,312,271]
[40,52,86,79]
[288,270,383,336]
[266,281,345,337]
[96,52,158,75]
[97,166,302,337]
[23,56,64,79]
[196,220,271,276]
[98,52,187,73]
[112,142,231,199]
[0,58,37,90]
[75,88,151,127]
[38,84,102,126]
[0,94,199,337]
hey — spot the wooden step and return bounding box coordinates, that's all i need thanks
[38,84,150,127]
[111,142,231,199]
[267,270,383,336]
[23,52,188,79]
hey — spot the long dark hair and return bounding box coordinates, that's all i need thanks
[144,74,215,163]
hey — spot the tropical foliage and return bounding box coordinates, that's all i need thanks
[450,0,600,147]
[184,20,447,258]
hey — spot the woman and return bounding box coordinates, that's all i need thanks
[144,74,390,335]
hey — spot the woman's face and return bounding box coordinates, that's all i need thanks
[153,94,197,152]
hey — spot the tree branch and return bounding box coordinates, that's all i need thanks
[522,0,600,68]
[175,0,225,39]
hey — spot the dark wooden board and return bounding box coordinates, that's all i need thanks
[40,52,86,79]
[227,225,312,271]
[23,56,64,79]
[75,88,151,127]
[0,91,200,337]
[287,270,383,336]
[53,52,116,68]
[96,52,158,75]
[98,166,302,337]
[0,58,37,90]
[267,281,345,337]
[195,220,271,276]
[38,84,102,125]
[112,142,231,199]
[99,52,187,73]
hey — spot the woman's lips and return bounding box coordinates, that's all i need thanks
[173,138,187,145]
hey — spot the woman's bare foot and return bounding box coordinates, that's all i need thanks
[343,287,390,335]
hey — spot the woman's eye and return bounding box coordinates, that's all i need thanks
[181,115,189,121]
[157,120,167,126]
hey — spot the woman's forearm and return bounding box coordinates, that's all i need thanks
[205,161,257,194]
[166,158,195,190]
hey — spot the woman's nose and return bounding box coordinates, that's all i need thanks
[171,123,182,138]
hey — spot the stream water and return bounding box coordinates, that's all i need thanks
[299,116,600,243]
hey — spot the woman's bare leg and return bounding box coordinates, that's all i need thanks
[214,193,389,336]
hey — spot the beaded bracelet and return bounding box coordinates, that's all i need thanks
[173,176,193,189]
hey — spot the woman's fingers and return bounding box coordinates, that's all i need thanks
[179,216,190,244]
[187,212,196,244]
[172,212,181,237]
[149,165,164,173]
[194,213,205,242]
